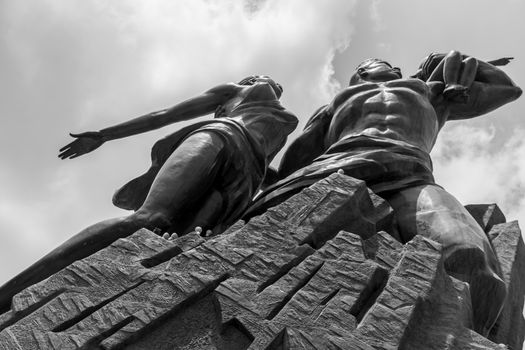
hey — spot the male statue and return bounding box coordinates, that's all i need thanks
[246,50,522,336]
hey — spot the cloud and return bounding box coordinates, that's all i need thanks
[368,0,385,32]
[432,123,525,225]
[0,0,358,282]
[2,0,357,132]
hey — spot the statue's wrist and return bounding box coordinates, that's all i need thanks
[98,129,113,142]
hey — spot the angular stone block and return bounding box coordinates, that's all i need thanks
[367,190,398,240]
[362,231,403,270]
[354,236,445,349]
[0,229,205,349]
[453,328,508,350]
[0,173,390,349]
[356,233,506,350]
[0,174,519,349]
[465,203,506,234]
[488,221,525,350]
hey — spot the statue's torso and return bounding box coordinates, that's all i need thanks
[327,78,440,153]
[223,82,298,159]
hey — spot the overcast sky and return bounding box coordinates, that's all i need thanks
[1,0,524,294]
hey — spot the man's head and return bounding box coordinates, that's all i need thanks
[238,75,283,98]
[349,58,402,85]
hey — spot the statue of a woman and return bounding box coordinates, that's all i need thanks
[0,75,297,310]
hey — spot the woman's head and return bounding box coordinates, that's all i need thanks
[238,75,283,98]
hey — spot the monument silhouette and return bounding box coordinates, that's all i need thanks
[0,51,522,349]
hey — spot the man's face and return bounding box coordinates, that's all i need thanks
[350,61,402,85]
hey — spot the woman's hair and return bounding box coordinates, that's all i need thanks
[237,75,283,93]
[238,76,257,85]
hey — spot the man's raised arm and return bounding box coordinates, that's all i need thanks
[419,51,522,121]
[448,57,522,120]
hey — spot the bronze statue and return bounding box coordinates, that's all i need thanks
[247,51,522,336]
[0,75,298,310]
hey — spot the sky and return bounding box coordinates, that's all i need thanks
[1,0,524,303]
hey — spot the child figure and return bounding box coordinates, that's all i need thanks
[414,50,514,104]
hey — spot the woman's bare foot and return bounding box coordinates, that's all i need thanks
[161,232,179,240]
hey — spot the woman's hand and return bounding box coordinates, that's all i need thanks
[58,131,106,159]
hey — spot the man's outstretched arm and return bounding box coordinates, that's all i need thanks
[448,57,522,120]
[422,51,522,121]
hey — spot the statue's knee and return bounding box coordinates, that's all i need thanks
[133,209,172,231]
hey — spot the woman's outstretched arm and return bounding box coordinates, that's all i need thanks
[58,83,240,159]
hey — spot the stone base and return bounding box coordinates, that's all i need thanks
[0,174,522,349]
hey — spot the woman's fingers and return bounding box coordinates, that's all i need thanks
[58,148,72,159]
[69,153,82,159]
[59,143,84,159]
[58,145,70,153]
[59,149,77,159]
[59,141,76,152]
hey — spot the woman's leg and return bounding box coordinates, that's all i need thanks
[443,50,463,90]
[140,132,226,233]
[459,57,478,87]
[426,50,477,103]
[442,51,473,102]
[0,132,225,311]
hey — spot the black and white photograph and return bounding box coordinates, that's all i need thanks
[0,1,524,348]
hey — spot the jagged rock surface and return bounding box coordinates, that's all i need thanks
[0,174,522,349]
[488,221,525,350]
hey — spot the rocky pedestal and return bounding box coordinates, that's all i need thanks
[0,173,523,349]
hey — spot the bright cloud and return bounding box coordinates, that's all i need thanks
[0,0,358,282]
[432,123,525,225]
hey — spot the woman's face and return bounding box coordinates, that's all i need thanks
[243,75,283,98]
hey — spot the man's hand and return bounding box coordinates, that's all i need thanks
[487,57,514,66]
[58,131,106,159]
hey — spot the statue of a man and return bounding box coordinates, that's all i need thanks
[247,51,522,336]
